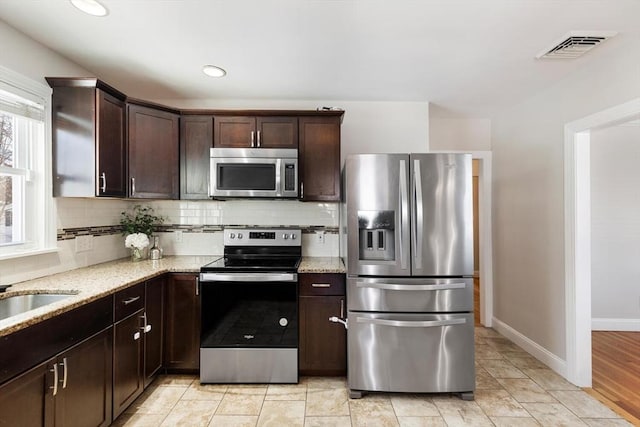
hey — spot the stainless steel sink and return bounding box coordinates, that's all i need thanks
[0,293,74,321]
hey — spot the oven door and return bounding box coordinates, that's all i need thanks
[199,271,298,383]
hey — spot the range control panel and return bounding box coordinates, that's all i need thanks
[224,228,301,247]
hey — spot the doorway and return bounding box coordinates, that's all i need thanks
[564,97,640,387]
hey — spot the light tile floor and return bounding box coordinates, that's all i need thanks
[114,327,632,426]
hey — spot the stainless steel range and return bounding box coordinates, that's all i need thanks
[199,228,301,384]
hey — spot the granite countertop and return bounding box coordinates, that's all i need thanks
[0,255,345,338]
[0,256,217,338]
[298,257,346,274]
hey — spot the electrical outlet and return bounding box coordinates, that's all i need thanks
[75,235,93,252]
[316,231,325,244]
[174,230,183,243]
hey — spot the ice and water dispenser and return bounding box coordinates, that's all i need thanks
[357,210,395,261]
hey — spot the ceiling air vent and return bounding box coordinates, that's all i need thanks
[536,31,617,59]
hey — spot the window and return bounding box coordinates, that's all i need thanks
[0,67,54,259]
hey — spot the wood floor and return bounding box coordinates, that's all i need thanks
[592,331,640,423]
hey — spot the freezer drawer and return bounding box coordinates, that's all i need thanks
[348,276,473,312]
[348,312,474,394]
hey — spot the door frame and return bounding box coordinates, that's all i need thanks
[432,150,493,326]
[564,97,640,386]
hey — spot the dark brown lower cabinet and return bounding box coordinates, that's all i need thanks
[113,309,144,418]
[164,273,200,372]
[0,327,113,427]
[143,277,164,387]
[299,273,347,376]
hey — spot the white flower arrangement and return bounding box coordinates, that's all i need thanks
[125,232,150,250]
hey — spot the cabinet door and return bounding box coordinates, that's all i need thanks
[164,274,200,372]
[128,104,179,199]
[96,89,126,197]
[144,277,164,387]
[299,116,341,201]
[299,295,346,375]
[0,359,55,427]
[213,116,256,148]
[113,310,144,418]
[55,328,113,427]
[256,117,298,148]
[180,115,213,199]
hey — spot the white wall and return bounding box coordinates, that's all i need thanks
[429,117,492,151]
[591,124,640,328]
[491,40,640,360]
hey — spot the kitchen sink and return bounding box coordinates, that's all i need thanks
[0,293,75,322]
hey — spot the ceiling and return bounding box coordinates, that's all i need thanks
[0,0,638,117]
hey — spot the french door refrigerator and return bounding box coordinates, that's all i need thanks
[345,153,475,400]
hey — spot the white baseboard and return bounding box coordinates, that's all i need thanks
[592,318,640,331]
[491,317,568,380]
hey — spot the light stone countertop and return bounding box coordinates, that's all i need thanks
[298,257,346,274]
[0,255,218,338]
[0,255,345,338]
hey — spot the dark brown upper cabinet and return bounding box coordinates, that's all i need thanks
[47,78,127,197]
[128,103,179,199]
[180,115,213,199]
[299,116,341,202]
[213,115,298,148]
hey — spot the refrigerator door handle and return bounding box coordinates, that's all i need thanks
[356,281,466,291]
[355,317,466,328]
[399,159,409,270]
[413,159,423,270]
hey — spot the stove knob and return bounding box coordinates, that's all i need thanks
[282,234,289,240]
[291,233,297,240]
[229,233,236,239]
[237,233,243,239]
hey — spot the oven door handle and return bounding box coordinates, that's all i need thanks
[200,272,297,282]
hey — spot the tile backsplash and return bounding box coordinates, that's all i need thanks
[0,198,341,286]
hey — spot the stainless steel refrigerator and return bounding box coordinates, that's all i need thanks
[345,153,475,400]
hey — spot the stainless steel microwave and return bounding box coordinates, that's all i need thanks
[209,148,298,198]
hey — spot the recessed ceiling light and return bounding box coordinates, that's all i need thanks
[70,0,108,17]
[202,65,227,78]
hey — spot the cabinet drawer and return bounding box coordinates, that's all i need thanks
[114,283,145,322]
[299,274,345,296]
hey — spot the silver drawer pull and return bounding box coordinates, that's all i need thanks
[50,364,59,396]
[312,283,331,288]
[60,357,68,389]
[355,317,466,328]
[123,296,141,305]
[133,331,141,341]
[356,282,466,291]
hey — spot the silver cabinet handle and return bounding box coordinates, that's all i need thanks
[131,177,136,196]
[356,281,466,291]
[399,159,408,270]
[133,331,141,341]
[195,277,199,296]
[312,283,331,288]
[340,298,344,318]
[413,159,423,269]
[300,182,304,199]
[123,296,140,305]
[140,312,152,333]
[60,357,68,389]
[356,317,466,328]
[250,131,255,147]
[257,130,261,147]
[50,363,59,396]
[100,172,107,193]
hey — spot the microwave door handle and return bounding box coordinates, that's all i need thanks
[275,158,282,196]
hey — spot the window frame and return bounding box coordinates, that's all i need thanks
[0,66,56,260]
